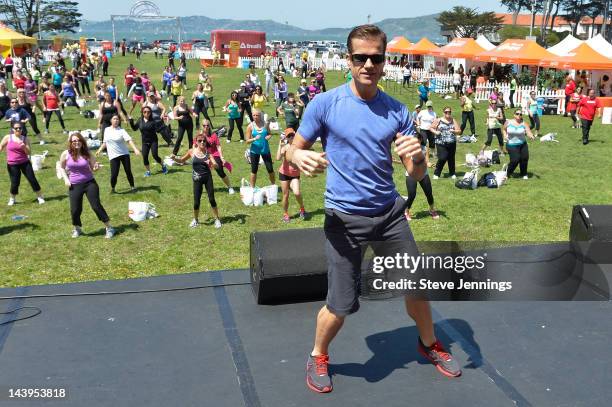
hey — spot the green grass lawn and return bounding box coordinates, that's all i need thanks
[1,53,611,287]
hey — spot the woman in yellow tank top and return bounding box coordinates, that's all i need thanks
[251,85,267,110]
[460,89,476,136]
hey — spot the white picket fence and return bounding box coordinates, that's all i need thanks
[474,83,566,114]
[384,65,567,114]
[236,56,348,72]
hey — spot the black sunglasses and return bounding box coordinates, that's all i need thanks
[350,54,385,64]
[514,112,523,116]
[196,139,206,143]
[13,127,23,131]
[444,110,452,114]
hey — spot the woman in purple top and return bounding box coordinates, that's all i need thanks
[0,122,44,206]
[59,132,115,239]
[274,75,288,117]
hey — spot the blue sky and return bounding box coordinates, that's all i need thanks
[79,0,508,30]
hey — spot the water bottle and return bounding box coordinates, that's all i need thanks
[11,215,27,221]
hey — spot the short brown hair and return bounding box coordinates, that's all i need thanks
[347,24,387,54]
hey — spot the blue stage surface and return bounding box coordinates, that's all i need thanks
[0,268,611,406]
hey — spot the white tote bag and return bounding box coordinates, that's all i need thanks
[240,178,254,206]
[31,150,48,172]
[493,164,508,186]
[252,187,265,206]
[128,202,158,221]
[262,185,278,205]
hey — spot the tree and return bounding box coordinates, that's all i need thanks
[501,0,545,24]
[436,6,504,39]
[560,0,590,36]
[0,0,81,37]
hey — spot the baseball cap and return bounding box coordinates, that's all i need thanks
[425,101,433,107]
[414,104,421,109]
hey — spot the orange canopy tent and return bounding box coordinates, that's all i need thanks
[431,37,487,59]
[386,36,412,54]
[539,42,612,70]
[474,39,556,65]
[406,38,439,55]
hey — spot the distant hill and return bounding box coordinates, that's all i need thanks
[78,14,443,43]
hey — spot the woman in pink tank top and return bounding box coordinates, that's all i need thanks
[0,122,44,206]
[58,132,115,239]
[276,128,307,223]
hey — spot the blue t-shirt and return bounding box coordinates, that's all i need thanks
[298,83,414,215]
[418,84,429,99]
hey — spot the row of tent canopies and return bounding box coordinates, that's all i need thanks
[386,34,612,70]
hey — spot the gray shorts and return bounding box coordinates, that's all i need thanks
[324,197,417,316]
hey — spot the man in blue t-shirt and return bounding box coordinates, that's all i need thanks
[289,25,461,394]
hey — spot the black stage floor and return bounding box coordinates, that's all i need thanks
[1,268,611,407]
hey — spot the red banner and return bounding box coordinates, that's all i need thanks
[102,41,113,51]
[181,42,193,51]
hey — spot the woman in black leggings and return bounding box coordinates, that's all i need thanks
[98,92,125,141]
[172,96,196,155]
[192,83,213,130]
[431,107,460,179]
[172,135,222,229]
[96,115,141,193]
[129,106,168,177]
[400,132,439,221]
[0,123,45,206]
[223,91,244,142]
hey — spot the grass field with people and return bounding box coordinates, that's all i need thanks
[1,52,611,287]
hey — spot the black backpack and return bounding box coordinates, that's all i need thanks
[83,110,94,119]
[492,150,501,164]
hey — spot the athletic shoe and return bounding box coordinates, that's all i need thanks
[523,175,528,180]
[282,214,290,223]
[37,197,45,204]
[63,130,68,134]
[189,219,199,228]
[226,139,231,143]
[405,211,412,221]
[7,197,15,206]
[299,209,308,219]
[130,187,137,193]
[214,219,222,229]
[44,129,49,134]
[228,187,235,194]
[71,228,81,238]
[306,354,332,393]
[451,175,457,180]
[582,139,589,145]
[161,164,168,174]
[144,171,151,177]
[417,338,461,378]
[240,140,244,143]
[105,227,115,239]
[433,175,439,180]
[39,140,45,145]
[430,210,440,220]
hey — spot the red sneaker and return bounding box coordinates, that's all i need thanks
[418,338,461,377]
[306,354,332,393]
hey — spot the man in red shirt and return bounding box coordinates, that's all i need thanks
[564,75,576,117]
[576,89,602,145]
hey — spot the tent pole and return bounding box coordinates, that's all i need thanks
[535,65,540,89]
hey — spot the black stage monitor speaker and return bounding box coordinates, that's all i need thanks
[570,205,612,264]
[250,228,328,304]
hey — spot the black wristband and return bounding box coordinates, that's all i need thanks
[411,156,425,165]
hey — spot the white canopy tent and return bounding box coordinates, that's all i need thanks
[585,34,612,59]
[547,34,583,56]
